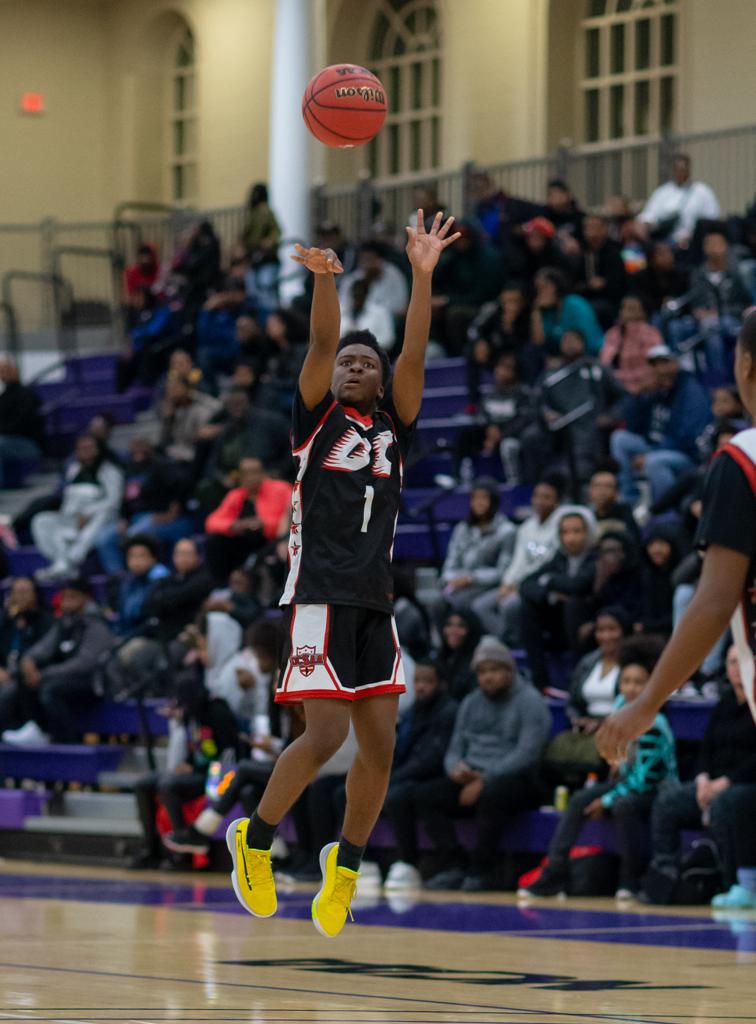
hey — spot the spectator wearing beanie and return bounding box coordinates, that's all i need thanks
[417,637,550,892]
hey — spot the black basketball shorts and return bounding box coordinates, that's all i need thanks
[275,603,406,703]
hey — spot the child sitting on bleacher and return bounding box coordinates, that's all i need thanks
[520,635,677,900]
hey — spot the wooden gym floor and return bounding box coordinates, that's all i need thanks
[0,860,754,1024]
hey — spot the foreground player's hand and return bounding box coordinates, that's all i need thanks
[596,697,656,766]
[290,244,343,275]
[406,209,461,274]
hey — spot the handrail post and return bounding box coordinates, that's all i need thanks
[461,160,477,219]
[356,173,374,240]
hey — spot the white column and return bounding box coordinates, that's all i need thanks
[268,0,315,245]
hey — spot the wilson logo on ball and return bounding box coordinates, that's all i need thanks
[335,87,386,104]
[302,63,388,149]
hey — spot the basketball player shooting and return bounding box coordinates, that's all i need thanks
[598,310,756,765]
[226,210,460,938]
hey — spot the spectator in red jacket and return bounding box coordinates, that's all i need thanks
[204,457,291,581]
[123,243,160,300]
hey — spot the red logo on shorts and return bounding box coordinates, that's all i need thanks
[291,645,325,677]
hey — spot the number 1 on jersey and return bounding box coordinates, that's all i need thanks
[361,485,375,533]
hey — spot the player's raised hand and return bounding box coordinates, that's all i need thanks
[290,244,344,275]
[405,209,461,274]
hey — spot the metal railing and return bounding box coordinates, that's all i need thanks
[2,120,756,359]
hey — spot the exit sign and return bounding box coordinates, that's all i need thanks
[20,92,45,114]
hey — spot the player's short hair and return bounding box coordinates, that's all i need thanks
[337,331,391,387]
[738,309,756,358]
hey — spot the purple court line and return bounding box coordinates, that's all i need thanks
[0,964,682,1024]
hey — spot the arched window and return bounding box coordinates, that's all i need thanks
[581,0,679,143]
[367,0,442,178]
[168,25,198,203]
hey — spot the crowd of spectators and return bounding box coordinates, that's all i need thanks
[0,159,755,902]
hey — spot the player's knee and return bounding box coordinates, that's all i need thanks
[304,718,350,765]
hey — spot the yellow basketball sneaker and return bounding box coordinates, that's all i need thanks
[225,817,277,918]
[311,841,358,938]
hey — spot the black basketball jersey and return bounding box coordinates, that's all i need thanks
[697,429,756,724]
[280,387,415,614]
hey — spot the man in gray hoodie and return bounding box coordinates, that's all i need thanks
[416,637,551,891]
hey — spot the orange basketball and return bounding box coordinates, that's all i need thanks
[302,64,388,148]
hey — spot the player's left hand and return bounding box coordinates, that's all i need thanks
[406,209,461,274]
[596,696,657,766]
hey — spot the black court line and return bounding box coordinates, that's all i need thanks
[0,963,688,1024]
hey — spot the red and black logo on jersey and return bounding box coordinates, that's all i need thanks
[290,645,326,677]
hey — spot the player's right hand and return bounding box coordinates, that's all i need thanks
[596,697,656,766]
[290,244,343,275]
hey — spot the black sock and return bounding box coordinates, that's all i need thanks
[246,812,277,851]
[337,836,366,873]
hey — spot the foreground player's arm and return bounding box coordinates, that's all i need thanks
[290,245,343,410]
[597,544,748,765]
[392,210,460,426]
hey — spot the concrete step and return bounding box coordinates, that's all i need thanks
[24,815,142,837]
[62,791,138,820]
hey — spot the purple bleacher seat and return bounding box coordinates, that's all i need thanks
[9,547,47,576]
[401,483,533,524]
[0,743,124,783]
[394,522,453,560]
[0,788,49,829]
[77,699,169,737]
[3,457,41,489]
[420,387,468,418]
[416,419,463,446]
[47,394,136,435]
[65,354,118,388]
[423,358,466,388]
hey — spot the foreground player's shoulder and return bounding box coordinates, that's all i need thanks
[698,434,756,558]
[720,429,756,494]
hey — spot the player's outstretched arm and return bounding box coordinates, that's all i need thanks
[392,210,460,426]
[596,543,749,765]
[290,244,344,410]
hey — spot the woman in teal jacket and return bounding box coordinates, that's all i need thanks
[531,267,604,356]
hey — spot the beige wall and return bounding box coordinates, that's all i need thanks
[680,0,756,133]
[0,0,276,223]
[104,0,275,212]
[0,0,110,222]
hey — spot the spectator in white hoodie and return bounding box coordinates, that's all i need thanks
[472,474,564,643]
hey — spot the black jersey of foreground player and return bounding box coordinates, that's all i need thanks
[281,383,414,614]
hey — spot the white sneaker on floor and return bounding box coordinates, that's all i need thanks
[384,861,422,890]
[1,720,51,746]
[357,860,382,889]
[615,888,635,901]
